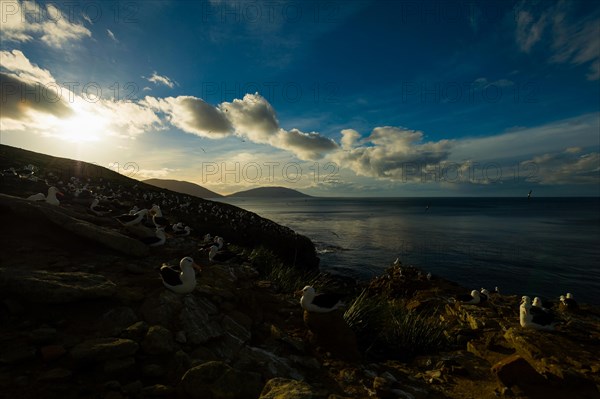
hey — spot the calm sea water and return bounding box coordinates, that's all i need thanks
[218,197,600,305]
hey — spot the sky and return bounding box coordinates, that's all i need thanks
[1,0,599,196]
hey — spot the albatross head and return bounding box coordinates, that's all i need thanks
[297,286,315,308]
[180,256,201,272]
[48,186,63,196]
[532,297,543,307]
[521,296,532,306]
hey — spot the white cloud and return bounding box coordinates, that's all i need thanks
[340,129,361,149]
[220,93,279,142]
[515,8,546,53]
[331,127,453,180]
[96,99,163,137]
[0,49,54,84]
[137,168,178,179]
[0,0,91,48]
[514,1,600,80]
[143,96,232,138]
[450,113,599,162]
[275,128,338,160]
[521,150,599,185]
[0,50,161,140]
[145,71,176,88]
[107,29,118,42]
[0,50,72,122]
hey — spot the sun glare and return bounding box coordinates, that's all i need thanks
[57,111,108,143]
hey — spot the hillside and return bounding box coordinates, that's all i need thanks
[0,144,319,270]
[143,178,223,198]
[228,186,311,198]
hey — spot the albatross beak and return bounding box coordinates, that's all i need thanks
[294,289,303,297]
[193,263,202,271]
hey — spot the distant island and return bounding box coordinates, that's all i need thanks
[143,178,223,198]
[143,179,310,199]
[227,186,311,198]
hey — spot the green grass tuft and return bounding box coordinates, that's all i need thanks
[249,246,319,292]
[344,291,448,360]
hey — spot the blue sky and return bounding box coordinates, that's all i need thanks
[1,0,598,196]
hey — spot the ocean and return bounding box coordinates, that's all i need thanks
[218,197,600,305]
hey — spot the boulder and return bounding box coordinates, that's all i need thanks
[303,310,361,361]
[102,307,138,336]
[142,325,175,355]
[0,268,116,303]
[259,378,318,399]
[71,338,139,363]
[180,295,223,345]
[491,354,545,387]
[121,321,149,341]
[235,346,303,380]
[179,361,263,399]
[209,315,251,359]
[140,290,183,327]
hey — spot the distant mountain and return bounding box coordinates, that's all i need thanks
[143,178,223,198]
[227,186,311,198]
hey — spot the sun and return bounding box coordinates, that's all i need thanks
[57,111,108,143]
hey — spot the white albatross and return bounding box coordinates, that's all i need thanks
[159,257,201,294]
[520,296,556,330]
[26,186,63,206]
[115,208,148,226]
[297,285,344,313]
[452,290,482,305]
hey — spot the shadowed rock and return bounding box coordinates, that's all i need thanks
[0,194,149,257]
[0,268,116,303]
[303,310,361,362]
[71,338,139,363]
[179,361,263,399]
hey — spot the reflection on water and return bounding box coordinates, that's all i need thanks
[217,197,600,304]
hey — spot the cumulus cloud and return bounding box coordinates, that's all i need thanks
[143,96,232,138]
[331,127,453,180]
[514,1,600,80]
[0,0,91,48]
[220,93,279,142]
[145,71,176,88]
[0,72,73,121]
[340,129,361,149]
[144,92,338,159]
[0,50,72,121]
[96,99,163,137]
[275,128,339,160]
[0,50,163,139]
